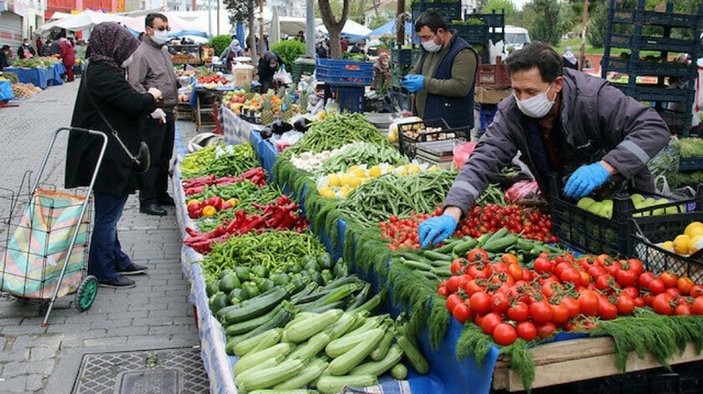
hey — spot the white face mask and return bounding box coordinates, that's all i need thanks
[421,34,442,52]
[121,55,134,68]
[514,84,556,118]
[152,30,170,45]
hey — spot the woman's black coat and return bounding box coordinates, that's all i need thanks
[65,62,157,195]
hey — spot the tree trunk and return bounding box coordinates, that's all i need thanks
[248,0,257,64]
[319,0,351,59]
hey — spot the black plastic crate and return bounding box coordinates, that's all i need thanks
[610,8,703,29]
[680,157,703,172]
[411,1,462,23]
[659,109,693,131]
[612,83,695,103]
[609,33,701,53]
[548,176,703,257]
[451,23,489,45]
[392,47,413,67]
[397,118,470,159]
[603,56,697,79]
[464,9,504,28]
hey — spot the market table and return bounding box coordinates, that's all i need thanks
[4,67,48,89]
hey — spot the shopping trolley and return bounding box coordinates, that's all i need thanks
[0,127,108,326]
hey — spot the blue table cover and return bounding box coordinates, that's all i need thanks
[4,67,47,89]
[0,80,14,101]
[48,63,65,86]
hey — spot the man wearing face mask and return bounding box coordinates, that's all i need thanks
[127,13,179,216]
[401,11,478,129]
[417,42,670,247]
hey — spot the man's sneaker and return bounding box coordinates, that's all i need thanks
[99,275,136,289]
[118,264,148,276]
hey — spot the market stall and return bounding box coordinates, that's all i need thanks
[4,58,65,90]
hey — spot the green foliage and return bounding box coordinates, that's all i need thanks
[557,1,576,35]
[368,13,393,30]
[480,0,517,23]
[587,1,607,48]
[270,40,306,70]
[523,0,561,46]
[209,35,232,56]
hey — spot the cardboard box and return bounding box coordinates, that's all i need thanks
[475,87,512,104]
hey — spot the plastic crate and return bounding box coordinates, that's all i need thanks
[610,8,703,29]
[411,1,462,23]
[609,33,700,53]
[659,109,692,131]
[679,157,703,172]
[603,56,696,79]
[451,23,489,45]
[397,118,470,159]
[476,64,509,89]
[392,47,413,67]
[632,212,703,283]
[292,58,316,83]
[548,176,703,257]
[612,83,695,103]
[325,84,365,113]
[479,103,497,132]
[315,58,373,86]
[464,9,504,28]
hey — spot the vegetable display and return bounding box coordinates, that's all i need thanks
[287,113,387,155]
[320,143,409,174]
[181,144,259,179]
[318,163,438,200]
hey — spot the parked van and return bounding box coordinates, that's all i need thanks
[504,25,531,50]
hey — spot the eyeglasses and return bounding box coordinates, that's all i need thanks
[150,25,171,32]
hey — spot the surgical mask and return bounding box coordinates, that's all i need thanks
[152,30,170,45]
[514,84,556,118]
[421,35,442,52]
[121,55,134,68]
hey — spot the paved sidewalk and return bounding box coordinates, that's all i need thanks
[0,81,202,393]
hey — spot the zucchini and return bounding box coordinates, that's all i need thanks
[328,312,358,340]
[347,311,370,331]
[345,316,383,337]
[233,328,283,357]
[350,344,403,377]
[483,234,518,253]
[225,304,282,336]
[228,304,295,344]
[452,237,478,255]
[390,363,408,380]
[283,311,319,329]
[397,335,429,375]
[350,291,383,313]
[234,343,294,376]
[283,309,343,343]
[317,375,377,394]
[325,319,383,358]
[346,283,370,310]
[329,328,384,375]
[370,328,395,361]
[422,250,452,262]
[273,359,328,389]
[287,331,332,362]
[290,283,319,304]
[218,283,295,323]
[235,357,282,388]
[250,390,317,394]
[238,358,305,392]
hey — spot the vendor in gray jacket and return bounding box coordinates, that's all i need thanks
[418,42,670,247]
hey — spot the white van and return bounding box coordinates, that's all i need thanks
[504,25,531,50]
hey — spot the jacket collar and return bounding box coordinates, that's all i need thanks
[143,35,162,49]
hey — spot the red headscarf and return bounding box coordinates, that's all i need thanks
[89,22,140,68]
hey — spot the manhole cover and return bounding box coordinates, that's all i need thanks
[73,347,209,394]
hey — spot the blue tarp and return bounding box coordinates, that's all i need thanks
[368,19,414,38]
[0,80,14,101]
[3,63,64,90]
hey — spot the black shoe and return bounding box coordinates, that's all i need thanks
[98,275,136,289]
[158,195,175,206]
[140,203,167,216]
[118,263,148,276]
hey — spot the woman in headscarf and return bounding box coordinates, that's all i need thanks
[223,39,245,70]
[563,46,578,69]
[256,51,283,92]
[65,22,163,289]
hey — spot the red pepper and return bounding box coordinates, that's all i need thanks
[185,227,205,237]
[275,213,299,230]
[185,186,206,196]
[236,216,265,235]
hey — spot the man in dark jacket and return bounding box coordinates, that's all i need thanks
[418,42,671,247]
[17,38,35,59]
[0,45,11,69]
[402,11,478,129]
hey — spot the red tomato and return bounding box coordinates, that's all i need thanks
[626,258,644,276]
[493,323,518,346]
[691,297,703,315]
[481,312,503,335]
[633,297,646,308]
[622,286,639,299]
[553,262,571,278]
[467,248,489,263]
[651,293,675,315]
[642,293,654,306]
[446,276,462,294]
[665,288,682,299]
[507,264,523,281]
[491,292,510,314]
[541,280,563,299]
[517,321,537,341]
[474,314,484,326]
[616,293,635,316]
[587,265,607,279]
[560,268,582,285]
[537,322,557,338]
[507,302,530,322]
[648,279,666,295]
[690,285,703,297]
[677,277,694,295]
[533,257,553,274]
[492,262,509,274]
[660,272,678,288]
[464,279,484,296]
[561,296,581,318]
[502,253,519,266]
[452,303,472,323]
[470,291,492,315]
[615,269,638,287]
[638,272,656,288]
[598,298,618,320]
[446,293,463,313]
[675,303,692,316]
[578,290,600,316]
[550,303,570,325]
[579,271,591,287]
[595,274,615,292]
[467,264,492,279]
[529,300,553,325]
[450,259,464,275]
[437,286,448,297]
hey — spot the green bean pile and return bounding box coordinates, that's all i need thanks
[289,113,388,154]
[181,143,259,179]
[321,142,409,174]
[337,170,456,226]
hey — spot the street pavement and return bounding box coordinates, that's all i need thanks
[0,80,203,393]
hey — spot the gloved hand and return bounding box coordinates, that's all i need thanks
[564,162,611,198]
[401,75,425,93]
[150,108,167,123]
[418,215,458,248]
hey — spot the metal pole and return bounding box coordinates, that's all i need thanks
[579,0,589,70]
[305,0,314,57]
[216,0,220,35]
[259,0,264,57]
[207,0,212,36]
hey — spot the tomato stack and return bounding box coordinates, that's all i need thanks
[438,250,703,346]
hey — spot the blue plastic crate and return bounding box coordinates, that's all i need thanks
[479,104,497,131]
[316,58,373,86]
[392,47,413,67]
[603,56,697,78]
[326,84,365,113]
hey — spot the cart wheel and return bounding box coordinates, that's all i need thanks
[75,275,98,312]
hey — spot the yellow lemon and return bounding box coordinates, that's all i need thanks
[690,234,703,254]
[319,187,336,199]
[339,188,350,199]
[349,177,362,188]
[352,168,366,178]
[328,174,341,187]
[661,241,675,252]
[673,234,691,255]
[369,165,382,177]
[684,222,703,237]
[407,164,421,174]
[341,173,354,187]
[388,132,398,143]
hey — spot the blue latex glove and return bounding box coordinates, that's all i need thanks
[418,215,458,248]
[564,162,611,198]
[401,75,425,93]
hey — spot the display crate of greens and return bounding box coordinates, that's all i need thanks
[397,118,470,159]
[548,176,703,257]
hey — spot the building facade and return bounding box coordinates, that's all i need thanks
[1,0,46,48]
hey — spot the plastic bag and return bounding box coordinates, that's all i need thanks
[452,141,477,169]
[271,130,303,152]
[273,65,293,85]
[648,136,680,189]
[505,180,545,205]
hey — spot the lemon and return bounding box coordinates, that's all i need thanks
[690,234,703,254]
[661,241,675,252]
[341,173,354,187]
[369,165,382,177]
[407,164,421,174]
[328,174,341,187]
[673,234,691,255]
[349,177,362,188]
[319,187,336,199]
[684,222,703,237]
[352,168,366,178]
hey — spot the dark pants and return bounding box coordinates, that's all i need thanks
[139,109,175,206]
[88,192,132,281]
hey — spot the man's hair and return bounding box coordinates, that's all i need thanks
[146,13,168,28]
[2,45,9,51]
[506,42,563,83]
[414,11,448,34]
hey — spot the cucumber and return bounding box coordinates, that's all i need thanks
[370,328,395,361]
[234,343,294,376]
[434,239,463,253]
[283,309,343,343]
[350,344,403,377]
[233,328,283,357]
[250,390,317,394]
[397,335,429,375]
[484,228,509,244]
[225,305,282,336]
[329,328,384,375]
[483,234,518,253]
[391,363,408,380]
[317,375,377,394]
[422,250,453,262]
[452,237,478,255]
[273,359,328,389]
[476,232,494,247]
[400,257,435,271]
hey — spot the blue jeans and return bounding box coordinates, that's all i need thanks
[88,192,133,281]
